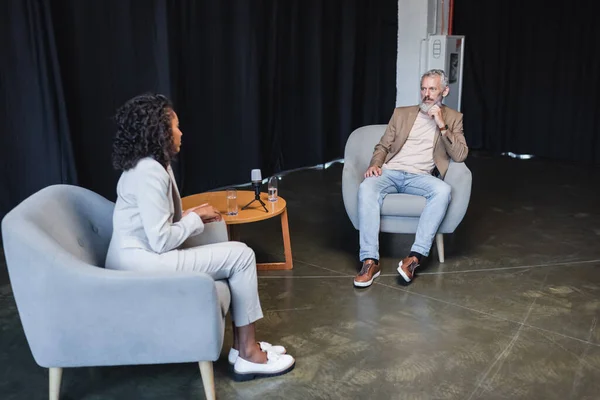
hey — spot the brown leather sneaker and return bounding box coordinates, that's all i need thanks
[353,259,381,288]
[397,256,420,282]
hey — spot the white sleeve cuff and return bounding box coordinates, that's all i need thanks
[182,212,205,237]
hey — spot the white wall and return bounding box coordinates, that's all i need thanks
[396,0,449,107]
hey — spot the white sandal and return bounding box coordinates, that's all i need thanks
[232,350,295,382]
[228,341,286,365]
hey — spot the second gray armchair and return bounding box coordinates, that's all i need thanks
[342,124,472,262]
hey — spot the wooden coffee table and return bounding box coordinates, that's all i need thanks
[182,190,293,270]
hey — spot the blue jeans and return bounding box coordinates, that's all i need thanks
[357,169,451,261]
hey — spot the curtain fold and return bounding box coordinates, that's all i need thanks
[0,0,77,218]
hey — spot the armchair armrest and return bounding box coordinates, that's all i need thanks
[439,161,472,233]
[183,219,228,247]
[342,162,363,230]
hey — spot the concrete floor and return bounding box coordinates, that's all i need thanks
[1,152,600,399]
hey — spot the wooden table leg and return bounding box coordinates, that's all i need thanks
[280,208,293,270]
[256,207,293,271]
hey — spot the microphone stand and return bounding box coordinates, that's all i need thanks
[242,181,268,212]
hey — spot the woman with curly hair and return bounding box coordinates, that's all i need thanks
[105,93,295,381]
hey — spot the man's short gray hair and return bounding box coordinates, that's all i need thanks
[421,69,449,89]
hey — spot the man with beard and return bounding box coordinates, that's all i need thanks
[353,69,469,288]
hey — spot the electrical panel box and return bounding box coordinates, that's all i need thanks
[424,35,465,111]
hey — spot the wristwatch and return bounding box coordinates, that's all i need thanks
[439,124,448,131]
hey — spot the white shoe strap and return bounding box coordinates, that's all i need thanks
[266,350,280,361]
[259,341,273,351]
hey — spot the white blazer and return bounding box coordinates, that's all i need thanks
[105,157,204,270]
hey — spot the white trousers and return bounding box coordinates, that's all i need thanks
[106,238,263,327]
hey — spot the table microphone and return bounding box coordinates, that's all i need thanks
[242,169,268,212]
[251,169,262,197]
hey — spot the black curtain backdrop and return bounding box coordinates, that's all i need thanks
[454,0,600,163]
[0,0,78,219]
[0,0,398,218]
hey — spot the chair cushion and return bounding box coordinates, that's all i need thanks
[380,193,426,217]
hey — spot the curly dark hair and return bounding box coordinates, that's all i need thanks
[112,93,176,171]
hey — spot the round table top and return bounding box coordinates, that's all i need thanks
[182,190,286,225]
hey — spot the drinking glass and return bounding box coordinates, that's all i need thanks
[226,188,238,215]
[268,176,278,202]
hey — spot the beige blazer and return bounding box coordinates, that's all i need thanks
[369,105,468,178]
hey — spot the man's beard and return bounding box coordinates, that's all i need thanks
[419,97,442,113]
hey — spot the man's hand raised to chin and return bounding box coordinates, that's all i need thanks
[427,104,447,134]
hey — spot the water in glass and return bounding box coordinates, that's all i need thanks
[268,176,278,202]
[226,189,238,215]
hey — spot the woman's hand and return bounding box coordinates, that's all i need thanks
[183,203,222,223]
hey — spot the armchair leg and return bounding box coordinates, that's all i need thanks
[436,233,445,263]
[49,367,62,400]
[198,361,216,400]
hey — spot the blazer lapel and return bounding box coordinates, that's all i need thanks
[167,165,183,222]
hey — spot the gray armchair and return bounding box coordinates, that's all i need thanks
[342,124,472,262]
[1,184,231,400]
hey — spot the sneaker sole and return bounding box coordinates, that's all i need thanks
[353,271,381,287]
[397,265,412,282]
[232,362,295,382]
